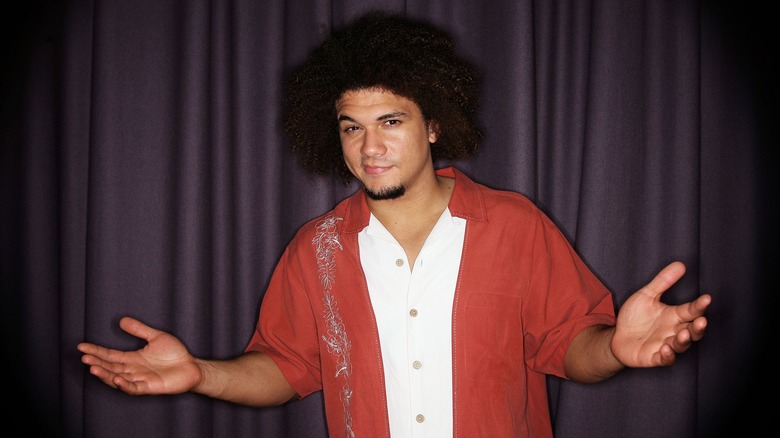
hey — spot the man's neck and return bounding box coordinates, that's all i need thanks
[367,174,453,226]
[366,175,455,269]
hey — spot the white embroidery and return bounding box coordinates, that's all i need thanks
[312,215,355,437]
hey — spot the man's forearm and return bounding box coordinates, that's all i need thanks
[194,351,298,406]
[563,324,625,383]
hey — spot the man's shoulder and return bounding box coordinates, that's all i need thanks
[477,184,542,219]
[483,184,537,206]
[289,190,364,243]
[449,167,541,220]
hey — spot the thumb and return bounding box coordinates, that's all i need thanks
[643,261,686,300]
[118,316,162,342]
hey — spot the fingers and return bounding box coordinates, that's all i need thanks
[79,346,143,393]
[86,362,141,393]
[657,329,692,367]
[80,346,120,370]
[671,316,707,350]
[83,358,125,390]
[675,294,711,335]
[692,294,712,316]
[658,343,676,366]
[695,293,712,309]
[684,293,711,314]
[673,326,692,350]
[77,316,156,359]
[77,342,122,363]
[86,363,120,387]
[688,315,708,341]
[650,313,709,367]
[112,374,139,393]
[78,317,156,393]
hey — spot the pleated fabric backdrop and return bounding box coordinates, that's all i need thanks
[1,1,775,437]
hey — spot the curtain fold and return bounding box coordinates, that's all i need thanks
[2,1,773,437]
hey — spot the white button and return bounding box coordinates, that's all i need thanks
[395,258,404,267]
[409,308,418,317]
[412,360,422,369]
[416,414,425,423]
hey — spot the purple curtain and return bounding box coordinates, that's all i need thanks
[2,0,775,437]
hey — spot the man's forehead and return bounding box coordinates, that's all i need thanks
[336,89,420,117]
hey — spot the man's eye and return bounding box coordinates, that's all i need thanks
[385,120,400,126]
[342,125,360,133]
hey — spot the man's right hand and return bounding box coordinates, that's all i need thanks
[78,316,202,395]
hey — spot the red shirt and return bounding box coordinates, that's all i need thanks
[246,167,616,437]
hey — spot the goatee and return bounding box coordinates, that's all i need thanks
[365,185,405,200]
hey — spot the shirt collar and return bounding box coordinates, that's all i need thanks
[338,166,487,234]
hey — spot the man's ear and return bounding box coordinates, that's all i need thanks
[428,120,440,143]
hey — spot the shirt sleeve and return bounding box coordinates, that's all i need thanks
[521,208,616,378]
[244,243,324,399]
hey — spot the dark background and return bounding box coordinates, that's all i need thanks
[2,1,776,437]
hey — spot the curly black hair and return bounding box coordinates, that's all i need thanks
[282,11,483,184]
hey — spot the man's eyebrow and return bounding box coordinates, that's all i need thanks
[377,111,407,121]
[337,111,408,123]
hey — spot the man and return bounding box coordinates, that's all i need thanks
[78,11,711,437]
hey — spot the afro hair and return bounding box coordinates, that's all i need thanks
[282,11,483,184]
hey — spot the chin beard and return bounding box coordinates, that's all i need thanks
[365,185,405,200]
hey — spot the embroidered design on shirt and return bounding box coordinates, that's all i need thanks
[313,214,355,437]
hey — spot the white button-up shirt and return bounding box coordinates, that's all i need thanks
[359,208,466,437]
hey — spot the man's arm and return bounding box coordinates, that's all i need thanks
[563,261,711,383]
[78,316,297,406]
[194,352,297,406]
[563,324,623,383]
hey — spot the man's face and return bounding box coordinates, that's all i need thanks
[336,88,438,200]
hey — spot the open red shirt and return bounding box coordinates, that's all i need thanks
[246,167,616,437]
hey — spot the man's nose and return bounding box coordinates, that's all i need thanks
[361,128,387,156]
